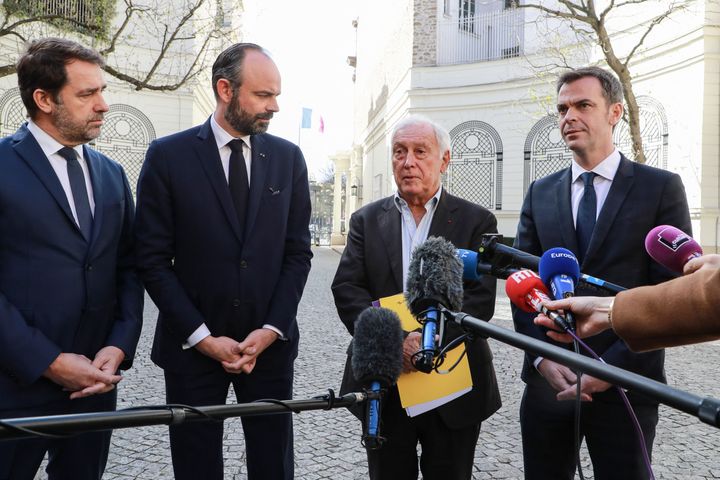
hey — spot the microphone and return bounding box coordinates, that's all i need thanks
[645,225,702,273]
[476,236,627,294]
[538,248,580,300]
[406,237,464,373]
[505,269,572,332]
[351,307,404,450]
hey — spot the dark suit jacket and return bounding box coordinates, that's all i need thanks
[332,191,502,429]
[0,124,143,410]
[135,118,312,374]
[613,267,720,352]
[513,154,691,400]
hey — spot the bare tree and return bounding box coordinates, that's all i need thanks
[520,0,692,163]
[0,0,232,91]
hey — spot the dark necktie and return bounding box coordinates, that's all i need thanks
[58,147,93,241]
[576,171,597,262]
[228,139,249,232]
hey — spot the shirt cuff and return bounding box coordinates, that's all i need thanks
[262,324,286,341]
[533,356,544,370]
[183,324,211,350]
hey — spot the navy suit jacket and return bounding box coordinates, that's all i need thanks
[332,191,502,429]
[0,124,143,410]
[513,154,691,400]
[135,118,312,374]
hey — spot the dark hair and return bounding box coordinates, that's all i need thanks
[211,43,270,99]
[556,66,623,105]
[17,38,105,119]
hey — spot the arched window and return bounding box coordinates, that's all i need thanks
[94,104,157,196]
[445,120,503,210]
[0,87,27,136]
[612,96,668,169]
[524,115,572,191]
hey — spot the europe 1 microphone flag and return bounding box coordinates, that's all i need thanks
[505,269,572,332]
[538,248,580,300]
[645,225,702,273]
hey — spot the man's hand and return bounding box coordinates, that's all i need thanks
[556,374,612,401]
[401,332,421,373]
[195,335,244,364]
[43,353,122,399]
[222,328,279,374]
[70,346,127,399]
[537,359,579,393]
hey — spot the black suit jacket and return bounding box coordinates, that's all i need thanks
[332,191,501,429]
[513,154,691,400]
[135,118,312,374]
[0,124,143,410]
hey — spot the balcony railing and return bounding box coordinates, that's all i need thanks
[3,0,112,35]
[437,8,525,65]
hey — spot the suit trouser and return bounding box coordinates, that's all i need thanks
[366,387,481,480]
[164,362,294,480]
[0,390,116,480]
[520,382,658,480]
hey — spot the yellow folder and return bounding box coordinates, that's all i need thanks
[376,293,473,416]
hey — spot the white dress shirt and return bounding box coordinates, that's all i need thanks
[26,120,95,224]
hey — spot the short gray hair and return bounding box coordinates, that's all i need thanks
[557,66,623,105]
[391,115,451,157]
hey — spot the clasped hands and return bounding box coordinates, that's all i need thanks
[537,358,611,402]
[43,346,125,400]
[196,328,278,374]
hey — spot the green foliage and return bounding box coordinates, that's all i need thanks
[3,0,117,40]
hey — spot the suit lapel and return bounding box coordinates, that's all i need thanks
[377,197,403,292]
[244,135,269,237]
[429,190,457,239]
[12,125,83,238]
[194,120,243,241]
[84,146,104,246]
[555,168,578,253]
[585,155,634,262]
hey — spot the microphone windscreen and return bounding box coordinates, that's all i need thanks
[405,237,464,314]
[505,269,547,313]
[538,248,580,286]
[351,307,404,386]
[456,248,482,281]
[645,225,702,273]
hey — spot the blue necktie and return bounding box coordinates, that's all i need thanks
[576,171,597,262]
[58,147,93,241]
[228,139,249,233]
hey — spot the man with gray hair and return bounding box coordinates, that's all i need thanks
[332,115,501,479]
[512,66,691,479]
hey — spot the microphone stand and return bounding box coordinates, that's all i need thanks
[442,308,720,429]
[0,391,369,441]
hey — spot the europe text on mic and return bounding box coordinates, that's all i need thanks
[351,306,403,450]
[404,236,464,373]
[645,225,702,273]
[538,247,580,300]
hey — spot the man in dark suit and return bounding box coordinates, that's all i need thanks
[0,38,143,480]
[332,115,501,480]
[135,43,312,480]
[513,66,691,479]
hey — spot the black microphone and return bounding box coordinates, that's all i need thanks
[351,307,404,450]
[405,236,464,373]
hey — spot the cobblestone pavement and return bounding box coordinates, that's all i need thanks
[34,247,720,479]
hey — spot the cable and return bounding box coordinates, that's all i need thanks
[557,325,656,480]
